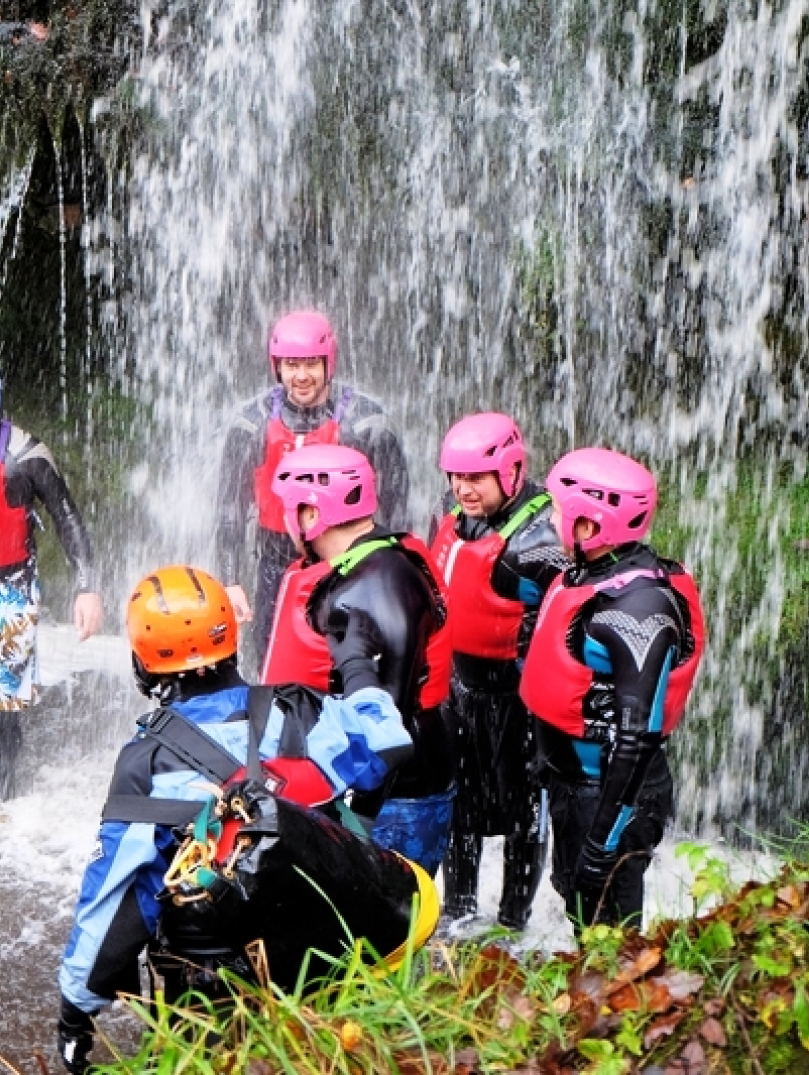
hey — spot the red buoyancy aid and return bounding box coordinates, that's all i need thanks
[254,416,340,533]
[430,494,550,661]
[260,535,452,710]
[519,565,705,738]
[0,423,28,568]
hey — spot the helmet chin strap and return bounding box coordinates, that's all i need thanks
[573,540,588,571]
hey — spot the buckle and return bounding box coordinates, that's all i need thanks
[137,707,175,733]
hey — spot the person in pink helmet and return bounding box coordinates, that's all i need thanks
[215,311,409,666]
[259,443,455,876]
[429,412,569,933]
[520,447,705,932]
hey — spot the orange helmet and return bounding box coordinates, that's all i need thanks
[127,566,237,675]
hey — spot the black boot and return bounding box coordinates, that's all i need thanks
[497,825,547,931]
[441,830,482,920]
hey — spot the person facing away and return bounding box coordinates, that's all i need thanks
[519,447,706,932]
[215,310,411,666]
[57,565,437,1074]
[429,412,570,933]
[260,442,455,876]
[0,387,102,718]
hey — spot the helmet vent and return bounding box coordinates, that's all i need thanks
[344,486,362,505]
[608,493,621,507]
[628,512,648,531]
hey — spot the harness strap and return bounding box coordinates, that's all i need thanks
[138,707,243,785]
[245,684,275,783]
[102,796,203,826]
[102,687,275,826]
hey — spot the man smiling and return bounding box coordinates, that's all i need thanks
[215,310,410,667]
[429,412,569,933]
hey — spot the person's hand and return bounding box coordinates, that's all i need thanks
[326,608,383,696]
[226,584,253,624]
[57,997,94,1074]
[574,837,619,926]
[73,592,103,642]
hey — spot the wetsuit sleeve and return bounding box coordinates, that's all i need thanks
[215,408,264,586]
[339,394,410,531]
[8,430,97,591]
[58,741,174,1013]
[303,688,413,793]
[584,585,681,853]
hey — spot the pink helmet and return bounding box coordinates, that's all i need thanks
[271,444,378,541]
[439,412,526,497]
[269,311,338,380]
[546,447,657,552]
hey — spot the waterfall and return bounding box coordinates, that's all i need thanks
[0,1,807,1068]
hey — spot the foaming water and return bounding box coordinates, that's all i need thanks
[0,631,142,1072]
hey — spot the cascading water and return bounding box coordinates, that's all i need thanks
[0,1,807,1069]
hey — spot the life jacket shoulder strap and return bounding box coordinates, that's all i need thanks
[330,536,398,576]
[0,420,11,460]
[497,492,550,541]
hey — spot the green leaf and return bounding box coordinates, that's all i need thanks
[752,954,792,978]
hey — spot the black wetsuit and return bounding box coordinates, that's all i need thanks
[532,542,697,929]
[308,524,454,810]
[215,383,410,666]
[1,423,97,591]
[0,424,97,781]
[429,481,569,929]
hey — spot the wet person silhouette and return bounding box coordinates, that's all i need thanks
[57,565,436,1073]
[0,380,102,796]
[215,310,410,667]
[429,412,569,933]
[261,443,455,876]
[520,448,705,932]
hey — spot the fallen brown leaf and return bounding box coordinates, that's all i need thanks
[643,1009,687,1048]
[698,1015,727,1046]
[454,1047,481,1074]
[608,979,674,1013]
[606,944,663,994]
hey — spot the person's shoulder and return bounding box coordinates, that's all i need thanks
[8,425,57,467]
[434,488,457,520]
[334,382,396,419]
[228,390,276,434]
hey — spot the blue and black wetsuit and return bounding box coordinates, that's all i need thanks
[530,542,698,928]
[58,664,413,1015]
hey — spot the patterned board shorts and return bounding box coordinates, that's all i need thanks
[0,568,41,711]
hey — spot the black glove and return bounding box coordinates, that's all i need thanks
[573,837,619,926]
[58,997,95,1074]
[326,608,382,696]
